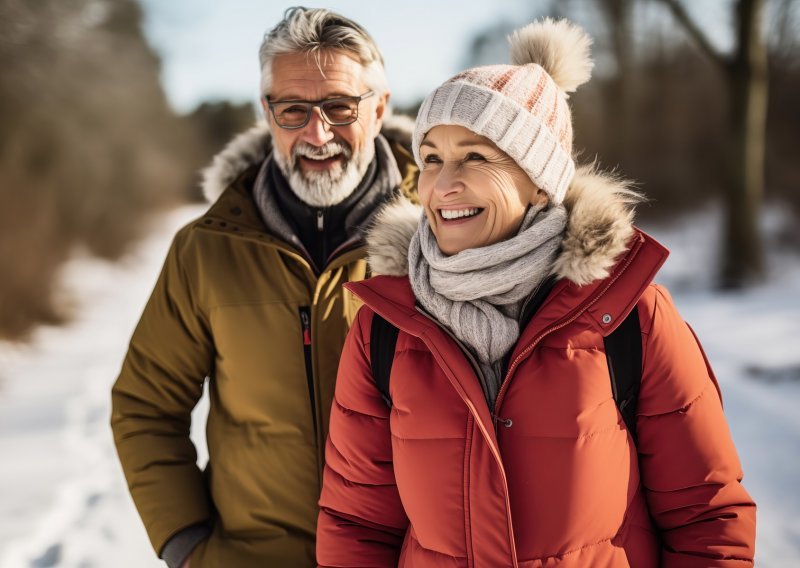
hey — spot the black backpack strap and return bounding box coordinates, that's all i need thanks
[370,312,399,408]
[370,305,641,424]
[604,306,642,442]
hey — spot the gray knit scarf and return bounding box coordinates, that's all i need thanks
[408,203,568,407]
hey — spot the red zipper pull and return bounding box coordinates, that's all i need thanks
[300,309,311,346]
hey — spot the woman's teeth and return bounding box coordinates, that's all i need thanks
[440,208,481,220]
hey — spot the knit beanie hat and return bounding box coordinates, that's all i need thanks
[413,18,593,206]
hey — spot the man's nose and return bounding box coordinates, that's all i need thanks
[299,108,334,146]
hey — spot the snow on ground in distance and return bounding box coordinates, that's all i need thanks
[0,204,798,567]
[0,206,207,568]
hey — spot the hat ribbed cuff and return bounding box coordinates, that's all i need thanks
[413,81,574,205]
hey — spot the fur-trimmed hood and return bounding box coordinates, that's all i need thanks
[199,113,415,203]
[367,164,643,286]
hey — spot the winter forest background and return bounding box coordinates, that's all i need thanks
[1,0,799,566]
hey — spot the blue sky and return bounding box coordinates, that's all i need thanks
[137,0,735,115]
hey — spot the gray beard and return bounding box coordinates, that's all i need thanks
[273,138,376,207]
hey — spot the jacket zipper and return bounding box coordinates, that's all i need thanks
[316,209,331,271]
[413,305,517,567]
[315,208,363,268]
[299,306,317,438]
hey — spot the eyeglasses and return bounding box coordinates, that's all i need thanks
[265,91,375,129]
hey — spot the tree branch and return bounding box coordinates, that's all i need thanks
[659,0,728,68]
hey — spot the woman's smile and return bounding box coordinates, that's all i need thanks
[438,207,485,222]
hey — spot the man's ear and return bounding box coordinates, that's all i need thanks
[374,91,390,130]
[260,98,272,127]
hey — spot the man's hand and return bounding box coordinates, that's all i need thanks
[179,560,190,568]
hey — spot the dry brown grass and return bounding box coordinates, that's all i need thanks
[0,0,203,339]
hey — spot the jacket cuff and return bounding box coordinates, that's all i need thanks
[160,524,211,568]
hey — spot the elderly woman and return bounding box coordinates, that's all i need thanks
[316,19,756,568]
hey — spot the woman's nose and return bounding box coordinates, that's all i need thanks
[432,164,464,196]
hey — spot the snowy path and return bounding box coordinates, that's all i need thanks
[0,205,798,567]
[0,206,207,568]
[647,211,800,565]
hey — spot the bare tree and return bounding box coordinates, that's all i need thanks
[661,0,768,288]
[597,0,635,163]
[0,0,197,338]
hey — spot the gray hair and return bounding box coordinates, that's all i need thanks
[259,7,389,98]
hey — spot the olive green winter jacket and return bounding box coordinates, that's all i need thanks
[111,118,417,567]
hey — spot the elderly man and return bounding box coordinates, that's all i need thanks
[111,7,416,567]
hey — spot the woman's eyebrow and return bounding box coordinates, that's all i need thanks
[420,140,494,150]
[456,140,494,150]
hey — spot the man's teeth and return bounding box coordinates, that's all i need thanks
[302,154,340,161]
[441,208,481,220]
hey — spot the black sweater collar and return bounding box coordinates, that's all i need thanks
[253,134,402,273]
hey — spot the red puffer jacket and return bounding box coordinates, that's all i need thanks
[317,167,756,567]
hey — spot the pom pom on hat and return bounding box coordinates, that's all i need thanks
[509,18,594,94]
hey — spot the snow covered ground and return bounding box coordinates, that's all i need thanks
[0,204,798,567]
[0,206,207,568]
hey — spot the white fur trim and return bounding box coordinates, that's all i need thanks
[200,122,271,202]
[550,164,640,285]
[366,195,423,276]
[509,18,593,94]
